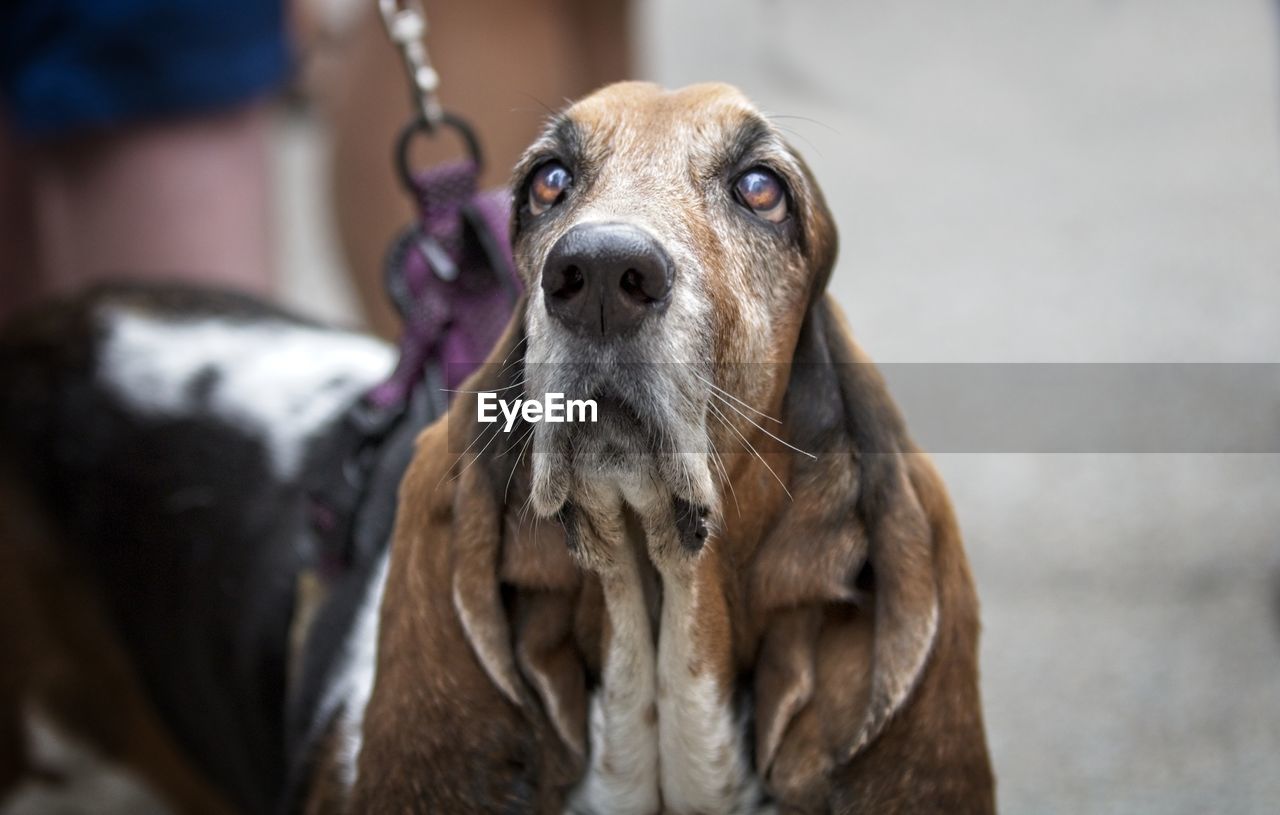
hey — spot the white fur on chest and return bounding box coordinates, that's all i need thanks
[567,569,767,815]
[96,307,395,479]
[654,585,762,815]
[323,550,390,792]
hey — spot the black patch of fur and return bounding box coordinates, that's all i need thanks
[724,115,773,174]
[784,298,911,542]
[672,495,710,551]
[185,364,221,403]
[557,502,580,552]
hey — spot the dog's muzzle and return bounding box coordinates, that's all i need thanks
[540,222,674,339]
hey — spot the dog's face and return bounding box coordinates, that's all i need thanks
[511,82,836,519]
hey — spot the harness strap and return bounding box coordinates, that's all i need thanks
[305,158,517,574]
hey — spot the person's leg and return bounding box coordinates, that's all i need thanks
[29,106,275,301]
[323,0,632,338]
[0,0,288,322]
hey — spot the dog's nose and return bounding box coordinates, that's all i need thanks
[541,222,674,338]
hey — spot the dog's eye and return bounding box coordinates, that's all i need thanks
[529,161,573,216]
[734,168,788,223]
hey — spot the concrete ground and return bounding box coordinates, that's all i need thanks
[276,2,1280,811]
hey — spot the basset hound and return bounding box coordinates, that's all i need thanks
[342,82,995,812]
[0,82,994,814]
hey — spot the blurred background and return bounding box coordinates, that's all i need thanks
[3,1,1279,812]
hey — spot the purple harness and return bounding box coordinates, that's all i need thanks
[368,158,521,413]
[307,145,520,571]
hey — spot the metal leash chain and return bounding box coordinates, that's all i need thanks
[303,0,511,574]
[377,0,484,192]
[379,0,443,128]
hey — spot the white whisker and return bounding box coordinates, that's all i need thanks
[692,370,782,425]
[708,390,816,460]
[708,401,792,501]
[709,441,739,517]
[445,413,513,487]
[504,424,538,504]
[440,377,527,396]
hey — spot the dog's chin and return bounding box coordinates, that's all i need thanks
[527,402,716,520]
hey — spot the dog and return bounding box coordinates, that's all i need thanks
[0,286,403,814]
[344,82,995,812]
[0,81,994,814]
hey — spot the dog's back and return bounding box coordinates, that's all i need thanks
[0,285,394,813]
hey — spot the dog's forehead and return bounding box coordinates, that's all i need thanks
[566,81,762,153]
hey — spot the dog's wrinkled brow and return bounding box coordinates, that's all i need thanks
[723,115,776,170]
[516,115,584,179]
[546,115,585,162]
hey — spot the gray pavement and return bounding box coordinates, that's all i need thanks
[278,2,1280,811]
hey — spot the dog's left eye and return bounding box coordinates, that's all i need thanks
[529,161,573,216]
[733,167,788,223]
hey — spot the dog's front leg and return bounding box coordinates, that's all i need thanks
[564,487,660,815]
[636,498,764,815]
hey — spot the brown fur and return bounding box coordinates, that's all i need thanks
[352,82,994,812]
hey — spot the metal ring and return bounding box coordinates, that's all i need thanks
[394,112,484,194]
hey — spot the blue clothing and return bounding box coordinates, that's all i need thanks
[0,0,289,137]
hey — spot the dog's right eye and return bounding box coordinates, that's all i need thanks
[529,161,573,216]
[733,167,789,224]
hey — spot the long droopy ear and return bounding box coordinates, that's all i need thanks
[750,294,942,803]
[356,296,588,812]
[446,300,531,711]
[444,295,590,780]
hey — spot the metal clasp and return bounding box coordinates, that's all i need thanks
[378,0,443,128]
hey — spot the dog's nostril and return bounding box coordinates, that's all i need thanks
[562,266,584,296]
[620,268,648,302]
[619,265,671,305]
[548,265,585,300]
